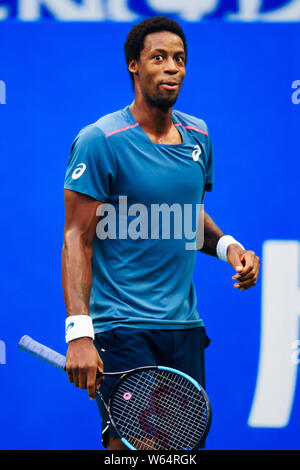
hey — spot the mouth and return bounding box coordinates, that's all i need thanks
[160,81,179,91]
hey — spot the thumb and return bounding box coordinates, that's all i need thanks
[235,264,243,272]
[228,252,244,271]
[231,260,243,280]
[233,252,246,272]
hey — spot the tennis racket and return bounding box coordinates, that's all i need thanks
[18,334,212,450]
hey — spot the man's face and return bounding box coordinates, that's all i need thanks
[130,31,186,111]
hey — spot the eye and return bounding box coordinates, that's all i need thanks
[176,56,185,64]
[154,55,163,61]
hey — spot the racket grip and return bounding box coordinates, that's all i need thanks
[18,335,66,371]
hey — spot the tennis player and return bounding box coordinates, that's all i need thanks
[62,16,260,450]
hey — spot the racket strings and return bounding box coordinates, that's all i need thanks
[128,373,207,440]
[150,373,208,446]
[113,371,206,449]
[110,369,209,450]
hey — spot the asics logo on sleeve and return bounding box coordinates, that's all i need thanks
[66,322,74,333]
[72,163,86,180]
[192,145,201,162]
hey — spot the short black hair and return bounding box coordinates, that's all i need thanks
[124,16,187,84]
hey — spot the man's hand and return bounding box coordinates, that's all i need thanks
[66,337,103,400]
[227,244,260,291]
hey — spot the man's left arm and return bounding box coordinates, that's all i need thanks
[199,210,260,291]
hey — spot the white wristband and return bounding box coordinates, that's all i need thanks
[216,235,245,262]
[65,315,95,343]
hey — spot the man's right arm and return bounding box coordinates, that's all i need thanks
[62,188,103,400]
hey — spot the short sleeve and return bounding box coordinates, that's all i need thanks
[64,124,116,202]
[204,134,214,192]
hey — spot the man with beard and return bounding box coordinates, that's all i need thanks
[62,16,260,450]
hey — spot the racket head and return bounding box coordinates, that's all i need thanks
[101,365,212,450]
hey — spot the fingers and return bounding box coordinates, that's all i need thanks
[88,366,104,400]
[66,358,104,402]
[66,363,87,388]
[232,263,251,280]
[67,364,100,398]
[66,339,104,399]
[73,369,80,388]
[232,251,260,290]
[67,371,75,389]
[87,367,97,400]
[95,367,104,390]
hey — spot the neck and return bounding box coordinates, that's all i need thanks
[129,90,174,139]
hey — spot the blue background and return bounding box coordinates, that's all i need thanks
[0,17,299,449]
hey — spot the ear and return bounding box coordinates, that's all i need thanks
[128,59,139,76]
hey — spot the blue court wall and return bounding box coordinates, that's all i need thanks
[0,20,300,450]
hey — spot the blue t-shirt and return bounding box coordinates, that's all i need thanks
[64,106,214,333]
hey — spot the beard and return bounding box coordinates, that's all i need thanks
[144,85,180,112]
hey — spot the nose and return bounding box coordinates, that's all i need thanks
[164,57,178,74]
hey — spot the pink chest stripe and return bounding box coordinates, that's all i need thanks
[105,122,139,138]
[174,122,208,135]
[182,125,208,135]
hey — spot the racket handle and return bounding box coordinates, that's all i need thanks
[18,335,67,371]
